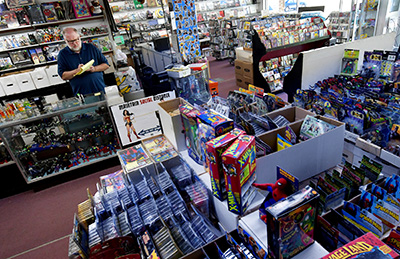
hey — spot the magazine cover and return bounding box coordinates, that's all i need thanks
[142,135,178,162]
[322,232,399,259]
[117,144,152,173]
[41,3,58,22]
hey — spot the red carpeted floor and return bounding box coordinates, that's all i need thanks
[0,58,287,259]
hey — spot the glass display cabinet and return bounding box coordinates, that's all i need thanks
[0,98,120,183]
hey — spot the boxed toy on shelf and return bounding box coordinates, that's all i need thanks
[222,134,257,215]
[266,185,320,259]
[206,128,245,201]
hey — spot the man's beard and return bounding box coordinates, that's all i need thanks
[68,42,82,52]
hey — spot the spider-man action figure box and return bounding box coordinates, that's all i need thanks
[206,128,245,201]
[266,185,319,259]
[222,134,257,215]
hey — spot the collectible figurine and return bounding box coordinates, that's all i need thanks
[90,0,104,15]
[342,60,354,74]
[253,178,289,208]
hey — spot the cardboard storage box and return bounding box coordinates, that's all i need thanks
[0,75,21,95]
[235,47,253,63]
[45,65,65,85]
[30,68,50,89]
[267,106,314,123]
[355,137,381,157]
[235,59,244,75]
[243,75,253,85]
[15,72,35,92]
[235,73,246,89]
[157,98,186,151]
[241,61,253,78]
[0,79,5,97]
[255,116,345,184]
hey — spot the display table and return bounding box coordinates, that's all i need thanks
[239,210,329,259]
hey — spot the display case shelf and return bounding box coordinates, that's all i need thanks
[0,161,15,168]
[0,99,120,184]
[27,154,118,184]
[0,100,107,129]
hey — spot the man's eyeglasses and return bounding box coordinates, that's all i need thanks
[66,38,80,44]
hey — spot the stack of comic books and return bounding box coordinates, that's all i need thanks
[117,144,152,174]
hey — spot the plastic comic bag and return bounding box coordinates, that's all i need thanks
[115,66,141,94]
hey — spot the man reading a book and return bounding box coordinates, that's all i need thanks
[58,27,109,95]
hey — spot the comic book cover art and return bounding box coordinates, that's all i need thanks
[117,144,152,173]
[322,232,399,259]
[41,3,58,22]
[100,169,126,193]
[142,135,178,162]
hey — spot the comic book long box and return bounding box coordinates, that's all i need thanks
[266,186,319,259]
[222,135,256,215]
[206,128,245,201]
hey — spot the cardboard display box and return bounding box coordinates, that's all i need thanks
[255,116,345,184]
[15,73,35,92]
[235,60,253,78]
[236,47,253,63]
[267,106,314,123]
[158,98,187,152]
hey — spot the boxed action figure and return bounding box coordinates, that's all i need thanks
[206,128,245,201]
[179,101,202,164]
[197,109,234,163]
[322,232,399,259]
[222,135,257,215]
[266,185,319,259]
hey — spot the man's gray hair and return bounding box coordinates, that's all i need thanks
[62,27,79,37]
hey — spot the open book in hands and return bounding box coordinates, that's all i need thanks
[75,59,94,76]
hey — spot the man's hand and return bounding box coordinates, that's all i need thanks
[76,64,83,74]
[89,65,96,72]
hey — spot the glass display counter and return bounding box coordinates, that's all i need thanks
[0,99,120,183]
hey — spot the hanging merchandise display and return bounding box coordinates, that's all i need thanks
[172,0,201,63]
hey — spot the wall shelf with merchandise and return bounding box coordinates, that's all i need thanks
[252,16,331,93]
[327,11,351,43]
[0,0,114,75]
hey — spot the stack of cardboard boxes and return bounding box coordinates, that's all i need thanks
[234,48,253,89]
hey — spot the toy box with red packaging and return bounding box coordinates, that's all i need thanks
[179,101,202,164]
[266,185,319,259]
[322,232,399,259]
[206,128,245,201]
[197,110,234,164]
[222,134,257,215]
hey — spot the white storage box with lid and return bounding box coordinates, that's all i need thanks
[30,67,50,89]
[15,72,35,92]
[45,65,65,85]
[235,47,253,62]
[0,75,21,95]
[0,79,5,97]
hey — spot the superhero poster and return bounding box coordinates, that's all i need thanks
[110,91,175,147]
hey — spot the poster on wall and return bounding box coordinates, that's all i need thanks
[173,0,201,63]
[110,91,176,147]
